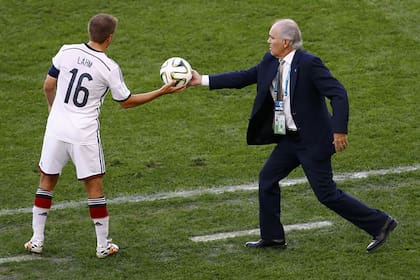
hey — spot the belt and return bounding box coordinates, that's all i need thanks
[286,129,300,141]
[286,129,299,136]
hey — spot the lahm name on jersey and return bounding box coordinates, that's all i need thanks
[77,57,93,67]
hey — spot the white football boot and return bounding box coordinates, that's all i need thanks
[96,240,119,258]
[24,240,44,254]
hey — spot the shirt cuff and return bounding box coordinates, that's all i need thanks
[201,75,209,86]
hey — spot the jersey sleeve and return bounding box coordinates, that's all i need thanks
[108,66,131,101]
[51,45,66,72]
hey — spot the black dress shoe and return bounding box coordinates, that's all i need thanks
[245,239,287,249]
[366,217,398,253]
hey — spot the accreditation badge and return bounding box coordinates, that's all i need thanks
[274,110,286,135]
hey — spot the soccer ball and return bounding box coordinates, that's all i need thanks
[160,57,192,86]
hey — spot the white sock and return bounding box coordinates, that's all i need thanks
[32,206,49,242]
[93,216,109,248]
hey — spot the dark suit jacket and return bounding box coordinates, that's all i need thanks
[209,50,349,160]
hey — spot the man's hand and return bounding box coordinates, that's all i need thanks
[159,81,186,94]
[187,70,202,86]
[333,133,348,153]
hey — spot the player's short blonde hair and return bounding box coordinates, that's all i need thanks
[88,14,118,44]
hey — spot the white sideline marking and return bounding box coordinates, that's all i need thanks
[0,164,418,217]
[0,255,39,264]
[191,221,333,242]
[0,255,69,264]
[0,255,40,264]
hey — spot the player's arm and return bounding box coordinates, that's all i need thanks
[119,82,185,109]
[44,75,57,112]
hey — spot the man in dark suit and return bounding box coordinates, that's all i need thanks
[188,18,397,252]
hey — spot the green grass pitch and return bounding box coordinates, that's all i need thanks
[0,0,419,279]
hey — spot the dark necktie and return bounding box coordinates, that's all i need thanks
[276,59,285,102]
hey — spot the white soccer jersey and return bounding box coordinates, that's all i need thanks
[45,43,131,144]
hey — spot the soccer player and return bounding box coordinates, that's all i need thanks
[24,13,185,258]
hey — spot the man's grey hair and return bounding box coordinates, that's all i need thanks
[274,19,303,50]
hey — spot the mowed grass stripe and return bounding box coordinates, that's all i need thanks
[0,222,332,264]
[0,164,418,217]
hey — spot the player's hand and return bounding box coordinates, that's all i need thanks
[333,133,348,153]
[187,70,202,86]
[160,81,186,94]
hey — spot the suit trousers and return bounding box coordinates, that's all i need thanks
[258,133,388,240]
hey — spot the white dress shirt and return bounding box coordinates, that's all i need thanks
[274,50,297,131]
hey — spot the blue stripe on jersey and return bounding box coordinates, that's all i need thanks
[114,93,131,102]
[48,64,60,78]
